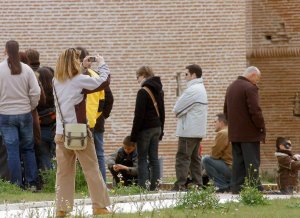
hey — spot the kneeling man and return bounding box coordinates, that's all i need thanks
[202,113,232,193]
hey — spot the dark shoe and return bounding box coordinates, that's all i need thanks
[216,187,230,193]
[257,185,264,192]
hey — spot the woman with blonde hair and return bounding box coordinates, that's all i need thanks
[53,48,110,217]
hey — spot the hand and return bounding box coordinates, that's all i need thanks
[95,54,105,66]
[82,56,91,68]
[113,164,128,171]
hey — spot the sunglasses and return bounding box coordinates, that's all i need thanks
[284,142,292,149]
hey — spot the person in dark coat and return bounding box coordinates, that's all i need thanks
[224,66,266,194]
[130,66,165,190]
[275,137,300,194]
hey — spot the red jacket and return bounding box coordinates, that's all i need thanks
[224,76,265,142]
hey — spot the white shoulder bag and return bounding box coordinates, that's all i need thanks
[53,82,88,150]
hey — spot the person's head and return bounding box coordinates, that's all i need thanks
[276,137,292,152]
[242,66,261,85]
[19,51,29,65]
[25,49,40,71]
[55,48,81,82]
[76,46,89,62]
[136,66,154,84]
[185,64,202,81]
[5,40,21,75]
[122,136,136,154]
[215,113,228,132]
[37,67,54,95]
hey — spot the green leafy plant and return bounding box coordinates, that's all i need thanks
[41,160,88,194]
[239,164,268,206]
[110,181,145,196]
[40,168,56,193]
[0,179,23,194]
[176,185,220,210]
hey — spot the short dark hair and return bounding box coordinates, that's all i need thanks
[216,113,227,125]
[123,135,136,147]
[276,137,289,151]
[76,47,89,62]
[186,64,202,78]
[25,49,40,71]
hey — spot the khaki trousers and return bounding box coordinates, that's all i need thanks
[55,133,110,212]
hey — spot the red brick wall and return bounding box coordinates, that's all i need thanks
[248,0,300,172]
[0,0,247,177]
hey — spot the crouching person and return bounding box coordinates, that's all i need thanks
[275,137,300,194]
[107,136,138,186]
[202,113,232,193]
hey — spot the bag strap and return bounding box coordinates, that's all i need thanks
[142,87,160,118]
[52,80,65,125]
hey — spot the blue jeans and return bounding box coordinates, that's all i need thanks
[136,127,161,190]
[202,155,231,189]
[93,131,106,183]
[36,126,54,170]
[0,113,38,187]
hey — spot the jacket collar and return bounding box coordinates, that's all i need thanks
[238,76,251,82]
[187,78,203,87]
[237,76,258,88]
[275,152,291,157]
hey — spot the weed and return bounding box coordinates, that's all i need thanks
[41,160,88,194]
[110,183,145,196]
[239,165,268,206]
[176,185,220,211]
[286,198,300,208]
[0,179,23,194]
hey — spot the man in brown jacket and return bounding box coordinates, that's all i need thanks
[202,113,232,193]
[224,66,265,194]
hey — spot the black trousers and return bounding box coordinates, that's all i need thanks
[0,135,10,181]
[231,142,262,193]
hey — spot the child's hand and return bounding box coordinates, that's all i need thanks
[113,164,119,172]
[114,164,128,171]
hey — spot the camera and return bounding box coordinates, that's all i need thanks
[88,56,96,62]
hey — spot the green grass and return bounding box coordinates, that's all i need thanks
[105,198,300,218]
